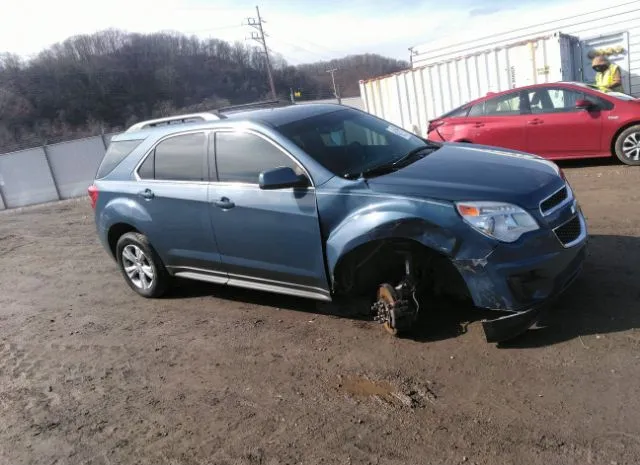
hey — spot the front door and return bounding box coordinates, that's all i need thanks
[134,131,225,280]
[525,87,603,158]
[208,130,330,300]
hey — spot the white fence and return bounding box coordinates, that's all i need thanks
[0,134,115,211]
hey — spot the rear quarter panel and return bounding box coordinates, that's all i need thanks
[435,117,475,142]
[93,180,154,256]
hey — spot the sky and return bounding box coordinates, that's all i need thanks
[0,0,629,65]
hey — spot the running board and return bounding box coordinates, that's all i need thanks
[173,270,332,302]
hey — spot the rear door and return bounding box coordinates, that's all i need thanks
[525,86,603,158]
[134,131,225,278]
[466,91,529,151]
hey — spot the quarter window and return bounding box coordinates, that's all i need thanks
[97,139,144,179]
[215,132,301,184]
[138,132,206,181]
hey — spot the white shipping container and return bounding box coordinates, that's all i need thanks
[359,33,578,136]
[411,0,640,95]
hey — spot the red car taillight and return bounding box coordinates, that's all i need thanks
[88,184,99,209]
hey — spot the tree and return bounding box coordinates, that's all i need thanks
[0,30,408,152]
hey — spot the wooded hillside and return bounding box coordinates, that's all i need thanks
[0,30,407,152]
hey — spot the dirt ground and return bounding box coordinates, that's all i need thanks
[1,160,639,465]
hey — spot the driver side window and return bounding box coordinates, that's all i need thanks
[527,88,584,114]
[214,131,303,184]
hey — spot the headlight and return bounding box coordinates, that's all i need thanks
[456,201,539,243]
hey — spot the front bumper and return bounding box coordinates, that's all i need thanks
[481,243,586,342]
[454,210,588,343]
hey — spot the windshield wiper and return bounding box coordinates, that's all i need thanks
[391,144,435,168]
[351,144,435,179]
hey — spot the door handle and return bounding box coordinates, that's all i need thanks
[138,188,154,200]
[527,119,543,125]
[473,122,485,128]
[214,197,235,209]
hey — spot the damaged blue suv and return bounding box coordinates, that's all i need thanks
[89,103,587,342]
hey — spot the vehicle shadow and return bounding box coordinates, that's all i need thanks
[165,234,638,347]
[499,234,640,348]
[555,157,620,169]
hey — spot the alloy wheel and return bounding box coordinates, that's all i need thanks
[121,244,155,290]
[622,131,640,161]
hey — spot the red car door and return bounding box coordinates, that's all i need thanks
[467,91,529,152]
[525,87,603,159]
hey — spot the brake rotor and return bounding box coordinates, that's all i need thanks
[374,283,400,336]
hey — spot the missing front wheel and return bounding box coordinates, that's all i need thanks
[372,275,419,336]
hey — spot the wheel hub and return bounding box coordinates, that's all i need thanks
[372,282,418,336]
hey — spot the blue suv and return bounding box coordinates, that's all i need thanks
[89,103,587,342]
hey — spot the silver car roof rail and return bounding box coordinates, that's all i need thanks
[125,112,224,132]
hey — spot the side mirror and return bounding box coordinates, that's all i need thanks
[258,166,309,190]
[575,99,594,110]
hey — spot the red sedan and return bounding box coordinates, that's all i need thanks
[426,82,640,166]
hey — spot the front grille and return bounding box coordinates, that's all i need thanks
[540,186,568,215]
[554,215,582,246]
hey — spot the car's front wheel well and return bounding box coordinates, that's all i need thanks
[107,223,140,258]
[332,238,470,300]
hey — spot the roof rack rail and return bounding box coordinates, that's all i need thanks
[216,99,291,114]
[125,112,223,132]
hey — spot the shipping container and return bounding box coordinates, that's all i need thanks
[359,33,578,137]
[411,1,640,95]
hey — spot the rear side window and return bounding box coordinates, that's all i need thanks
[484,92,522,116]
[96,139,144,179]
[468,103,484,117]
[215,132,300,183]
[138,132,207,181]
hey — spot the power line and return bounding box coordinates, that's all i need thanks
[244,6,276,100]
[266,35,333,62]
[183,24,245,34]
[288,36,344,58]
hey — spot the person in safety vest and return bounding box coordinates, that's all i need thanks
[592,56,623,93]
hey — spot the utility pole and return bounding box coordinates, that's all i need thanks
[326,68,341,104]
[246,6,277,100]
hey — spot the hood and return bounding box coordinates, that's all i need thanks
[366,143,564,209]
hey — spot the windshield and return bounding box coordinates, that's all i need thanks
[277,108,432,178]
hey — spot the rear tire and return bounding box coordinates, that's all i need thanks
[614,125,640,166]
[116,232,170,298]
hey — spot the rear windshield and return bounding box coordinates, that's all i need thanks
[441,105,470,118]
[96,139,144,179]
